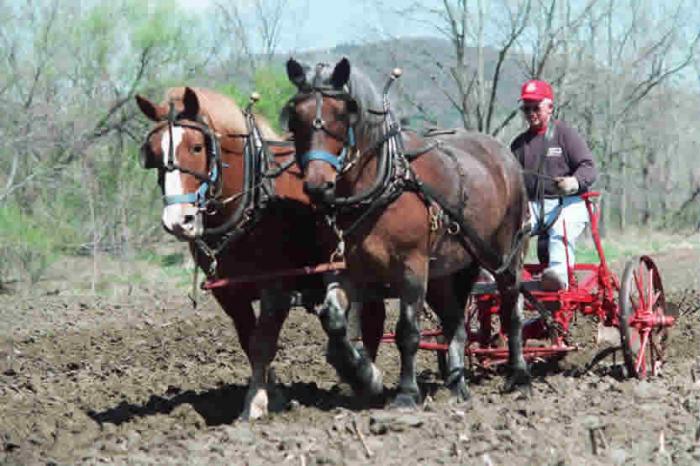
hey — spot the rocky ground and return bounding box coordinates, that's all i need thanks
[1,247,699,465]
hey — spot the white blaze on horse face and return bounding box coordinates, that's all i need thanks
[161,127,189,233]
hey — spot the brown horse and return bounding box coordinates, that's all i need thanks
[284,58,531,408]
[135,87,385,419]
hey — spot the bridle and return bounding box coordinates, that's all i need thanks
[288,66,404,208]
[140,102,223,211]
[291,64,358,172]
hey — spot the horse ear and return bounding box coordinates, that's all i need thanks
[330,57,351,89]
[135,94,163,122]
[286,58,306,88]
[182,87,200,118]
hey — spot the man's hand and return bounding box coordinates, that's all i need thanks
[554,176,579,195]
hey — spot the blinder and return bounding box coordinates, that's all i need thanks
[139,142,159,169]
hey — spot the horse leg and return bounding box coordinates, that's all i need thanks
[241,287,290,420]
[497,272,531,393]
[318,278,383,397]
[391,266,427,410]
[426,266,480,402]
[214,288,256,360]
[346,283,385,362]
[360,299,386,362]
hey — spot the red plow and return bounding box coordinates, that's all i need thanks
[381,192,675,378]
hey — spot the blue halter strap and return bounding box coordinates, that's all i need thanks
[298,126,355,171]
[163,164,219,206]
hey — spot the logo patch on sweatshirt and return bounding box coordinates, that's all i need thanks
[546,147,563,157]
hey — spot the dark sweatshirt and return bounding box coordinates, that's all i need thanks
[510,120,598,200]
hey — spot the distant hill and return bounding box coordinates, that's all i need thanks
[205,37,525,140]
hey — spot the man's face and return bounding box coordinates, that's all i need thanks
[521,99,553,131]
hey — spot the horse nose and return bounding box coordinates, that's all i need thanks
[182,213,196,231]
[169,212,198,238]
[303,180,335,204]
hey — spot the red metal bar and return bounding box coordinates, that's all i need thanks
[202,261,346,289]
[583,192,609,270]
[470,346,576,356]
[381,329,444,343]
[562,217,576,287]
[389,334,578,359]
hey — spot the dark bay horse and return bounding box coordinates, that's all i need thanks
[284,58,531,408]
[135,87,384,419]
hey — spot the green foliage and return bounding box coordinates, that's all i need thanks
[127,0,193,51]
[574,242,619,265]
[251,66,295,130]
[0,205,58,286]
[138,250,184,268]
[137,250,191,288]
[218,66,294,132]
[81,5,115,70]
[217,83,247,108]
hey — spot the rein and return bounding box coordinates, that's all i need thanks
[527,123,564,237]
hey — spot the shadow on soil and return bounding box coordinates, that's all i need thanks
[86,381,387,427]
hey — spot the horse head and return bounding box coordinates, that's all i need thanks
[284,57,367,205]
[135,87,228,240]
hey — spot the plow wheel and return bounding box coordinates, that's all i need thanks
[618,256,673,378]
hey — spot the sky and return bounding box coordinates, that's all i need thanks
[176,0,441,53]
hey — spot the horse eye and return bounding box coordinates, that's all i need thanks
[192,144,204,154]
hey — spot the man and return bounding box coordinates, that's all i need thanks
[510,79,597,290]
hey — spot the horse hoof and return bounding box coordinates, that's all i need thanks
[502,369,532,395]
[363,363,384,397]
[389,393,420,411]
[241,388,269,421]
[444,368,470,403]
[448,381,471,404]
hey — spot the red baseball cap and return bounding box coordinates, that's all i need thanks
[520,79,554,101]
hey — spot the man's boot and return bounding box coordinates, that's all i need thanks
[540,267,566,292]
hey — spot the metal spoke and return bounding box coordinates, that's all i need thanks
[629,294,640,315]
[647,267,654,314]
[635,329,650,377]
[650,290,661,310]
[633,268,646,311]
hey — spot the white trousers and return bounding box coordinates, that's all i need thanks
[529,196,589,287]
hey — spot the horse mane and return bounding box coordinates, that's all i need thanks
[163,87,282,141]
[299,62,386,148]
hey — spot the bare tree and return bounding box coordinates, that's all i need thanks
[586,0,700,232]
[215,0,286,74]
[394,0,605,137]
